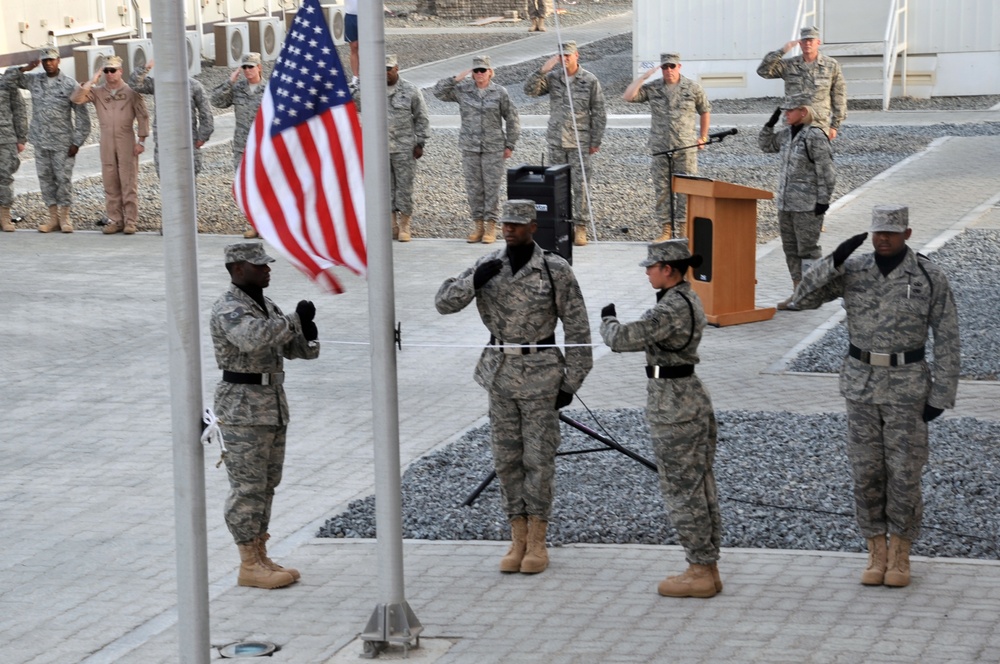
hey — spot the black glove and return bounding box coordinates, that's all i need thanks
[302,320,318,342]
[833,232,868,268]
[765,107,782,128]
[814,203,830,216]
[922,404,944,423]
[296,299,316,323]
[473,258,503,290]
[554,390,574,410]
[601,303,616,319]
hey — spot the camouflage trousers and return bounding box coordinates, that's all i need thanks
[652,152,697,232]
[153,141,204,177]
[548,146,593,224]
[222,424,287,544]
[846,400,928,541]
[778,210,823,282]
[526,0,549,19]
[389,151,417,216]
[35,147,75,207]
[488,390,561,520]
[649,412,722,565]
[462,150,505,223]
[0,143,20,207]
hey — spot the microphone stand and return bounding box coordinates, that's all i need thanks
[652,133,731,239]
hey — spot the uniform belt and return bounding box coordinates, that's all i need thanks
[489,334,557,356]
[848,344,924,368]
[222,370,285,385]
[646,364,695,379]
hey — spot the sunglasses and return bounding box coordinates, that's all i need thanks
[241,64,256,70]
[472,68,489,74]
[662,63,678,69]
[103,67,118,74]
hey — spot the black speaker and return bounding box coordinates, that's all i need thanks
[692,216,713,283]
[507,164,573,264]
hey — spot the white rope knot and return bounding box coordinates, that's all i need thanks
[201,408,228,468]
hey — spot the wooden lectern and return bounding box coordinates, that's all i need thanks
[673,174,775,327]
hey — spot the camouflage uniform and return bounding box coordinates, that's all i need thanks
[527,0,549,19]
[600,263,721,565]
[794,241,960,542]
[757,51,846,134]
[433,75,520,223]
[435,239,592,519]
[524,62,606,223]
[0,75,28,208]
[129,69,214,175]
[210,281,320,544]
[759,119,835,281]
[4,67,90,207]
[211,77,265,170]
[627,75,710,229]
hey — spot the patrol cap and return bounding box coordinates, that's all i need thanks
[385,53,398,69]
[660,52,681,67]
[500,199,537,225]
[472,54,491,70]
[242,52,262,67]
[800,26,821,40]
[224,242,275,265]
[39,46,60,60]
[640,239,692,267]
[559,41,578,55]
[780,93,812,110]
[104,55,123,69]
[869,205,909,233]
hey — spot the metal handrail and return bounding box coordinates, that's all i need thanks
[882,0,909,110]
[791,0,820,45]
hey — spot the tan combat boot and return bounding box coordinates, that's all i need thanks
[392,212,399,240]
[58,206,73,233]
[861,535,888,585]
[499,516,528,573]
[884,535,911,587]
[467,220,484,243]
[574,224,588,247]
[481,221,497,244]
[103,220,124,234]
[528,17,537,32]
[237,542,295,589]
[123,220,137,235]
[657,564,718,598]
[256,533,301,581]
[709,562,723,593]
[536,17,546,32]
[520,516,549,574]
[243,226,259,238]
[398,214,412,242]
[776,280,800,310]
[39,206,61,233]
[0,207,14,232]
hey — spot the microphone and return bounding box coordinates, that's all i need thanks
[707,128,738,141]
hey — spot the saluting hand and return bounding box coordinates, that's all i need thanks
[296,300,316,323]
[833,232,868,268]
[473,258,503,290]
[600,303,616,319]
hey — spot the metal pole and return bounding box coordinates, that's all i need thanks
[150,0,211,661]
[357,0,422,656]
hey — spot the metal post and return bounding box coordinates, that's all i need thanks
[150,0,211,661]
[357,1,422,657]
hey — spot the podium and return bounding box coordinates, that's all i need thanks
[673,175,775,327]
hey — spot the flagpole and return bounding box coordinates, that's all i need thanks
[357,1,423,656]
[150,0,211,661]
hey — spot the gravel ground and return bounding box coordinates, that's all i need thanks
[787,229,1000,379]
[318,408,1000,560]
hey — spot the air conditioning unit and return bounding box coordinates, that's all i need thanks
[248,16,284,62]
[185,30,202,77]
[213,21,249,68]
[73,45,115,82]
[322,4,346,46]
[113,38,153,80]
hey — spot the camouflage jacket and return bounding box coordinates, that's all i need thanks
[0,76,28,146]
[210,284,320,426]
[435,243,593,399]
[758,123,835,211]
[210,77,265,153]
[523,66,606,150]
[351,77,430,154]
[628,75,710,153]
[794,249,960,408]
[600,280,714,425]
[432,77,520,153]
[4,68,89,149]
[130,70,215,144]
[756,51,846,131]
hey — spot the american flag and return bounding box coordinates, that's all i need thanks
[233,0,366,294]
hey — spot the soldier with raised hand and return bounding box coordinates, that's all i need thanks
[5,46,91,233]
[757,26,847,139]
[758,96,836,310]
[0,66,28,233]
[792,206,960,589]
[210,242,321,589]
[600,239,723,599]
[433,54,520,244]
[623,53,711,241]
[524,41,607,247]
[435,199,593,575]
